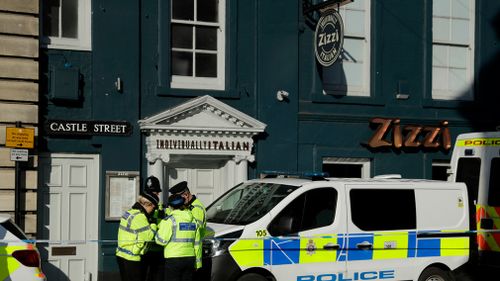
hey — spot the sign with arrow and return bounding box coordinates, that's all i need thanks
[5,127,35,149]
[10,149,28,162]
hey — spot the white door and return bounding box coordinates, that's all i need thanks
[38,154,99,281]
[166,163,224,206]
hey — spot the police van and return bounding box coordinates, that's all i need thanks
[201,175,469,281]
[448,131,500,266]
[0,214,46,280]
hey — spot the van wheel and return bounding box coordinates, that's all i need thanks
[237,273,268,281]
[418,267,454,281]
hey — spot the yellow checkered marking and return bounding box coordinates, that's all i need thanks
[229,239,264,267]
[299,236,337,263]
[372,232,408,260]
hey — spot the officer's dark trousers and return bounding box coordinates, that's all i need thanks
[143,250,165,281]
[116,256,146,281]
[164,256,196,281]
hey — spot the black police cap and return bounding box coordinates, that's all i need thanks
[169,181,188,194]
[144,176,161,193]
[140,191,159,207]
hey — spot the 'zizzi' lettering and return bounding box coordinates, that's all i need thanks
[367,118,451,150]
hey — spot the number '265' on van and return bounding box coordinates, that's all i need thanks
[200,176,470,281]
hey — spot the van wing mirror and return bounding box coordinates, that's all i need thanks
[480,218,494,230]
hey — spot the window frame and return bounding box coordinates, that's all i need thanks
[170,0,226,91]
[323,157,371,178]
[430,0,475,101]
[41,0,92,51]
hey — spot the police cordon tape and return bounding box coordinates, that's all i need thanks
[2,229,499,245]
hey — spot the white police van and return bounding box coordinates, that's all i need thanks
[201,174,469,281]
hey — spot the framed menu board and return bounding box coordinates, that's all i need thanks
[105,171,140,220]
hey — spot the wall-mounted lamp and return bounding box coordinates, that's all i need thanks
[277,90,289,101]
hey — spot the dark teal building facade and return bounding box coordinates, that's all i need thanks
[39,0,500,278]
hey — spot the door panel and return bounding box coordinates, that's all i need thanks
[39,155,99,281]
[166,165,222,206]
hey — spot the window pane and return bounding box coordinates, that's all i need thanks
[172,0,194,20]
[488,158,500,206]
[433,17,450,42]
[196,26,217,50]
[268,193,305,236]
[432,165,448,180]
[350,189,416,231]
[172,51,193,76]
[449,47,467,68]
[451,18,469,44]
[197,0,218,22]
[433,0,450,17]
[452,0,469,19]
[196,53,217,77]
[456,157,480,230]
[432,66,448,91]
[44,0,60,37]
[302,188,337,230]
[61,0,78,38]
[323,163,362,178]
[344,10,364,37]
[432,45,448,67]
[172,24,193,49]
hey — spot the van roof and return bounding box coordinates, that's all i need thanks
[249,177,446,187]
[456,131,500,139]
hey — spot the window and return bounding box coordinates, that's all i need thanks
[171,0,225,90]
[268,188,337,236]
[350,189,416,231]
[488,158,500,206]
[432,0,474,100]
[432,160,449,180]
[456,157,480,230]
[42,0,92,50]
[322,0,371,97]
[323,157,371,178]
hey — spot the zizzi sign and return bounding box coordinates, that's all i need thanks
[367,118,451,150]
[46,120,132,136]
[314,8,344,67]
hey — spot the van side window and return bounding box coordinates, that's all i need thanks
[268,188,337,236]
[350,189,416,231]
[456,157,481,230]
[489,158,500,206]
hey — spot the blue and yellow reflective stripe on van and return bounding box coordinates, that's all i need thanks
[228,231,469,267]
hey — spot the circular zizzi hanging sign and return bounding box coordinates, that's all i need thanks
[314,9,344,67]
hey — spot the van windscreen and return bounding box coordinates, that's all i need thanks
[206,182,298,225]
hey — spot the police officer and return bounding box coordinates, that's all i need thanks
[142,176,166,281]
[155,194,200,281]
[116,192,159,281]
[169,181,207,270]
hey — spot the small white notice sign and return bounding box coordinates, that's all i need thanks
[10,149,28,162]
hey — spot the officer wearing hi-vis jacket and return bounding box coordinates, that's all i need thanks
[116,192,159,281]
[142,176,166,281]
[169,181,206,270]
[155,194,200,281]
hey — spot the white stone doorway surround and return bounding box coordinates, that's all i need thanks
[138,95,266,205]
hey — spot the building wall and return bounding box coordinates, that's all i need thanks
[40,0,500,277]
[0,0,39,236]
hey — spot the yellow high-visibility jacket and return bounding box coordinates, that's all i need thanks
[116,204,157,261]
[155,209,200,263]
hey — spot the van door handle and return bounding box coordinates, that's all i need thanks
[323,243,340,250]
[356,241,373,250]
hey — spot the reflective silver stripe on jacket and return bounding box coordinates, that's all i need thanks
[158,215,196,243]
[119,224,152,234]
[116,247,140,256]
